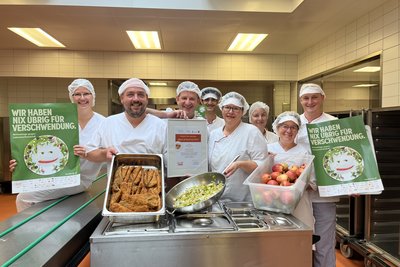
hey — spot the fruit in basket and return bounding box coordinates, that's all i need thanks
[286,170,297,182]
[272,163,284,173]
[276,173,288,183]
[280,180,292,186]
[259,162,307,186]
[261,173,272,183]
[267,179,279,185]
[280,191,295,205]
[271,171,281,180]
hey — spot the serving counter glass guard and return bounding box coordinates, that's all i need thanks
[90,202,313,267]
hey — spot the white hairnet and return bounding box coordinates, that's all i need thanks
[299,83,325,97]
[272,111,301,134]
[249,101,270,123]
[219,92,249,115]
[68,79,96,107]
[201,87,222,101]
[176,81,201,98]
[118,78,150,96]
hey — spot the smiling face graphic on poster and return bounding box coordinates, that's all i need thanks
[322,146,364,181]
[24,135,69,175]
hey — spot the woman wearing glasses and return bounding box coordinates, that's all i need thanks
[268,111,314,229]
[9,79,106,211]
[208,92,268,202]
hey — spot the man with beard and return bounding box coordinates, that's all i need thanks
[86,78,167,171]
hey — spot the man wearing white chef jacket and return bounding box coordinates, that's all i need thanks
[200,87,225,133]
[85,78,167,171]
[296,83,338,267]
[208,92,268,202]
[146,81,202,119]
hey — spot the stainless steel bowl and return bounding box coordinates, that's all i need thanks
[165,172,226,213]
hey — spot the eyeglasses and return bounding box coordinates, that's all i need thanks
[72,92,92,98]
[222,106,242,112]
[279,124,298,131]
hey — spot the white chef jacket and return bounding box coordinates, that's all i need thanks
[264,130,279,144]
[207,116,225,133]
[209,122,268,202]
[87,112,167,171]
[267,141,314,229]
[16,112,106,212]
[297,112,339,203]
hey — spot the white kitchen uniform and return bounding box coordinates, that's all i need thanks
[297,112,338,267]
[16,112,106,212]
[267,141,314,229]
[264,130,279,144]
[207,116,224,133]
[209,122,268,202]
[87,113,167,171]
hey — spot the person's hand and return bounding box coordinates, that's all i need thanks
[106,147,118,160]
[73,145,87,158]
[223,161,240,178]
[9,159,17,172]
[167,110,188,119]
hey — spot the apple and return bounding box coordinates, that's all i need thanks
[280,191,295,205]
[272,163,284,173]
[262,191,274,204]
[300,163,307,169]
[289,164,299,173]
[280,180,292,186]
[296,167,304,177]
[276,173,288,184]
[281,163,289,172]
[271,171,281,180]
[261,173,272,184]
[286,170,297,182]
[267,179,279,186]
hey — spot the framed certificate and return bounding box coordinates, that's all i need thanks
[167,119,208,177]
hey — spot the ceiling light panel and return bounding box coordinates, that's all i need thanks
[228,33,268,52]
[353,66,381,72]
[126,31,161,50]
[8,28,65,48]
[352,84,378,87]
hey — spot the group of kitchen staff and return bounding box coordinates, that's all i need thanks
[9,78,336,267]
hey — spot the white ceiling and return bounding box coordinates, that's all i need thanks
[0,0,383,55]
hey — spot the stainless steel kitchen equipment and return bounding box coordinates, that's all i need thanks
[165,172,225,213]
[90,201,313,267]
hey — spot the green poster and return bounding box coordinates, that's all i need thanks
[307,115,383,197]
[9,103,80,193]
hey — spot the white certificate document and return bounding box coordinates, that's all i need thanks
[167,119,208,177]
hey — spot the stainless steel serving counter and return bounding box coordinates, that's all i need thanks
[0,174,106,267]
[90,202,313,267]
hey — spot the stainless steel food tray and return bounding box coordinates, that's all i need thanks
[102,154,165,223]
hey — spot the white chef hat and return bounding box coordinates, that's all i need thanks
[219,92,250,115]
[249,101,270,123]
[176,81,201,98]
[272,111,301,134]
[201,87,222,101]
[68,78,96,107]
[118,78,150,97]
[299,83,325,97]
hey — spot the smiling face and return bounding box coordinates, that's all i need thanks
[120,87,148,119]
[330,153,358,174]
[299,93,325,119]
[34,143,63,167]
[221,105,243,127]
[277,121,299,145]
[251,108,267,132]
[72,86,93,110]
[176,91,200,119]
[201,97,219,113]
